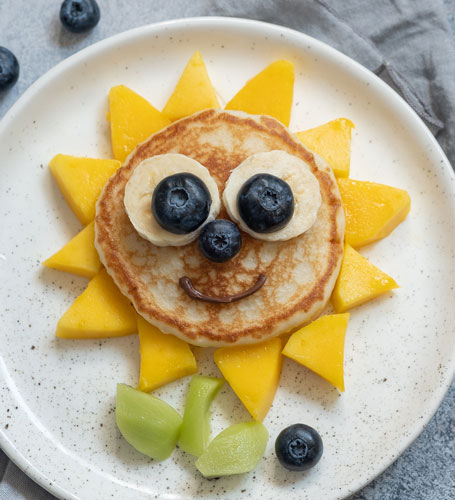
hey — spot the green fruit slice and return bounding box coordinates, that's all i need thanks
[179,375,224,456]
[115,383,182,461]
[195,421,268,478]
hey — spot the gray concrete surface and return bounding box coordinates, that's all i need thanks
[0,1,454,499]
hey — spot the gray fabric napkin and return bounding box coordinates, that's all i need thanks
[211,0,455,161]
[1,1,454,499]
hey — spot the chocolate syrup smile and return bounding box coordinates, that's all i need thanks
[179,274,267,303]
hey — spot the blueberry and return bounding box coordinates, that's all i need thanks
[198,220,242,263]
[275,424,323,471]
[237,174,294,233]
[0,47,19,92]
[152,173,211,234]
[60,0,100,33]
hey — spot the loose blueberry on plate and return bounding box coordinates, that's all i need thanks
[60,0,100,33]
[0,47,19,92]
[237,173,294,233]
[198,219,242,263]
[275,423,323,471]
[152,173,212,234]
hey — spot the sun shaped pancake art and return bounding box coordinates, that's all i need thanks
[43,51,410,449]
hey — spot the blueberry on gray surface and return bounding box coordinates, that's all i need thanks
[198,219,242,263]
[0,47,19,92]
[275,424,323,471]
[237,173,294,233]
[152,173,212,234]
[60,0,100,33]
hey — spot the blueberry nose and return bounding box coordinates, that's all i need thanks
[198,219,242,263]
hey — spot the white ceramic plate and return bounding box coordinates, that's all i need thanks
[0,17,454,500]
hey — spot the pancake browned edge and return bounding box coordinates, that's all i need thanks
[95,109,345,347]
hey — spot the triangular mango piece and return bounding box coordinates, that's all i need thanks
[136,315,197,392]
[162,51,220,122]
[56,268,137,338]
[225,60,294,126]
[332,244,398,313]
[282,313,350,391]
[49,155,121,225]
[337,178,411,248]
[42,221,101,278]
[214,337,283,421]
[108,85,170,162]
[296,118,354,177]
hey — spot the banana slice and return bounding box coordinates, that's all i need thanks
[124,154,221,246]
[223,150,321,241]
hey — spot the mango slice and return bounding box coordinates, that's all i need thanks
[42,221,101,278]
[136,315,197,392]
[195,421,268,478]
[338,178,411,248]
[225,60,294,126]
[214,337,283,421]
[56,268,137,338]
[162,51,220,122]
[179,375,224,457]
[116,383,182,461]
[108,85,170,163]
[296,118,354,178]
[332,244,398,313]
[282,314,350,392]
[49,154,121,225]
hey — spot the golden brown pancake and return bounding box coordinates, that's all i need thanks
[95,109,345,346]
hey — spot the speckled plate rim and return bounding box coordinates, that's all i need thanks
[0,16,454,500]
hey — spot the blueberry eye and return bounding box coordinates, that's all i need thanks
[237,173,294,233]
[152,173,212,234]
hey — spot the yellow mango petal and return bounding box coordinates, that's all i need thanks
[332,244,398,313]
[282,313,350,392]
[296,118,354,177]
[42,221,101,278]
[214,338,283,421]
[109,85,171,162]
[56,269,137,339]
[225,60,294,126]
[162,51,220,122]
[338,178,411,248]
[136,315,197,392]
[49,155,121,225]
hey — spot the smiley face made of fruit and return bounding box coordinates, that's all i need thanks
[94,108,345,347]
[45,53,409,420]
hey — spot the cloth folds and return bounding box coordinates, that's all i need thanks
[210,0,455,158]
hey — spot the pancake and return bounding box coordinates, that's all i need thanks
[95,109,345,347]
